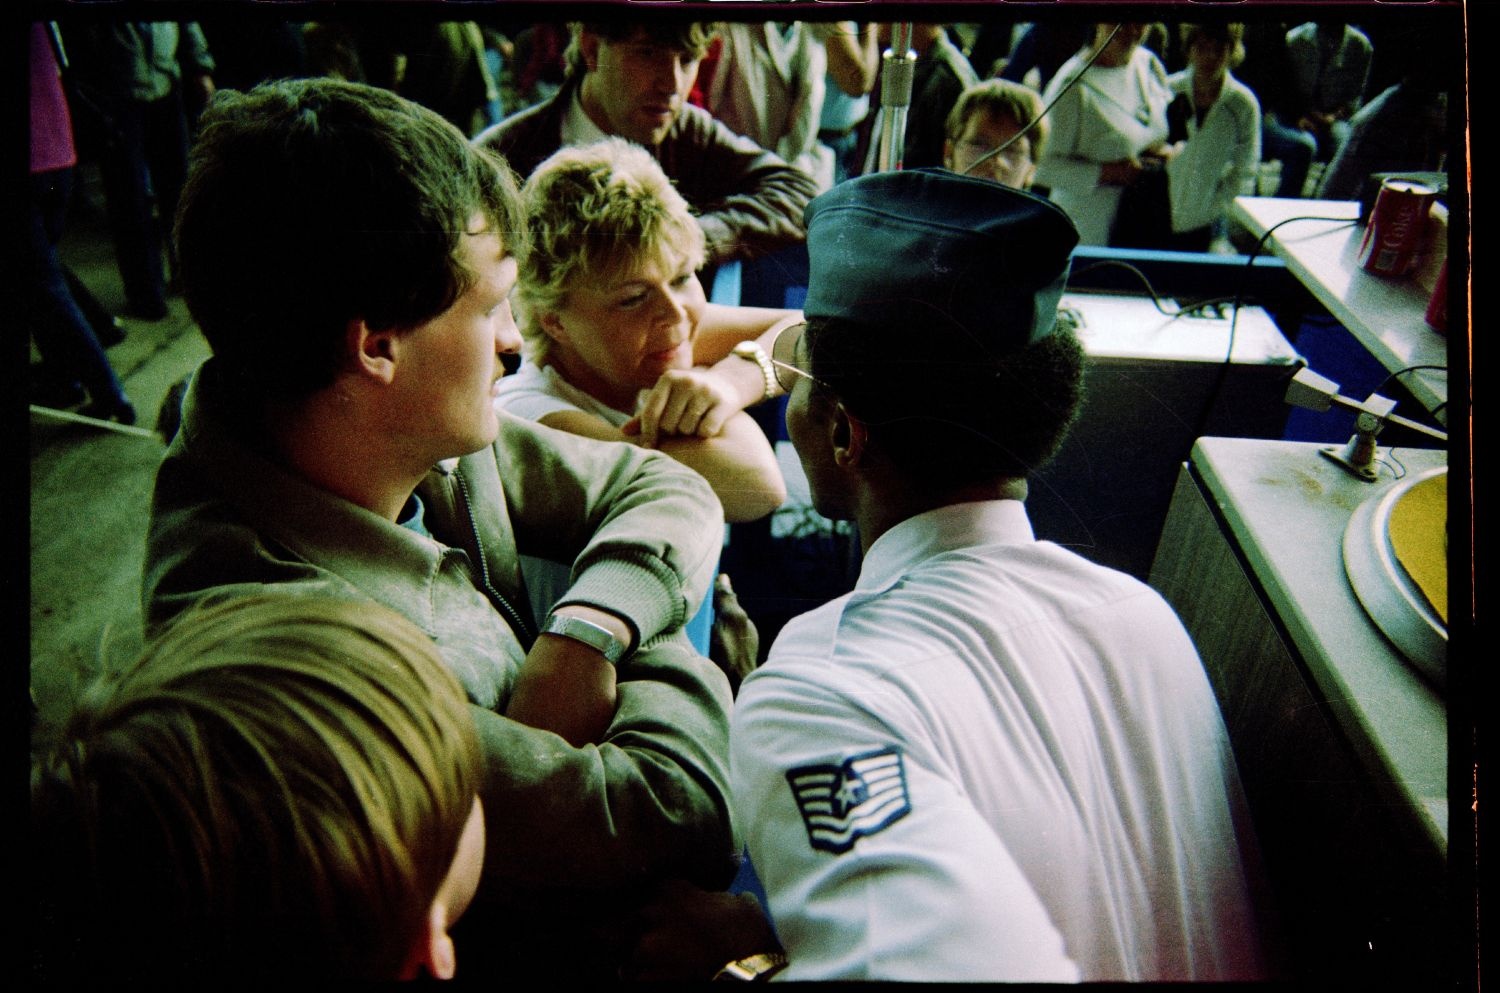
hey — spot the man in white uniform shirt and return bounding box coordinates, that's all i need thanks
[627,169,1275,982]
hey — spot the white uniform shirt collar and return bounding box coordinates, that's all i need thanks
[855,500,1035,593]
[563,85,613,147]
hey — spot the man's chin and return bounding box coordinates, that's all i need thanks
[458,418,502,456]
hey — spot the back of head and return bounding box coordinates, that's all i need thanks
[801,169,1086,486]
[31,594,481,985]
[945,79,1050,161]
[516,137,705,361]
[174,77,524,401]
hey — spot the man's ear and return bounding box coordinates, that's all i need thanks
[346,317,399,385]
[538,311,569,345]
[402,900,458,981]
[831,402,869,470]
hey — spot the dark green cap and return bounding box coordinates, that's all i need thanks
[803,169,1078,353]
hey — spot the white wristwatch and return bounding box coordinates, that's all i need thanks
[732,340,778,402]
[540,613,629,664]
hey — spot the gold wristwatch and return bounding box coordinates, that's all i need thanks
[732,340,777,402]
[713,951,788,981]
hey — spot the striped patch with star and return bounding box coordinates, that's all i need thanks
[786,747,911,855]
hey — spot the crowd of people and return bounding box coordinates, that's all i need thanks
[30,12,1453,985]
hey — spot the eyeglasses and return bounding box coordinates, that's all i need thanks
[769,322,826,394]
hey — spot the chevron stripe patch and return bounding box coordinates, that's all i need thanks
[786,747,911,855]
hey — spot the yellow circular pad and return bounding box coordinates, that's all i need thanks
[1388,473,1447,625]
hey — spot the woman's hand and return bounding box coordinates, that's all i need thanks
[623,368,742,448]
[1143,141,1183,164]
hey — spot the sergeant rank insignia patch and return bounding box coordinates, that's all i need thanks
[786,747,911,854]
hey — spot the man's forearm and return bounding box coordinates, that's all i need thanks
[473,635,737,892]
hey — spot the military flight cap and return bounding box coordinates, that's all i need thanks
[802,168,1079,353]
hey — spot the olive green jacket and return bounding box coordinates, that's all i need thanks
[143,361,738,961]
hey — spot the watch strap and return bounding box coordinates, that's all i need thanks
[540,613,628,664]
[733,340,778,403]
[713,952,788,981]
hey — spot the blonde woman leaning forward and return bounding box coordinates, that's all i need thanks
[500,137,798,523]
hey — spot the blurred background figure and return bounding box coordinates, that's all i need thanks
[998,22,1092,92]
[966,17,1021,80]
[942,78,1047,189]
[858,23,979,172]
[1316,58,1448,201]
[197,19,306,91]
[27,22,136,425]
[61,20,215,321]
[1034,23,1174,247]
[1163,23,1261,252]
[817,22,878,184]
[708,20,852,192]
[510,22,570,108]
[303,20,496,136]
[393,22,498,136]
[1262,21,1372,197]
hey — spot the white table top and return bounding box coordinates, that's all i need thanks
[1231,197,1449,420]
[1191,436,1447,857]
[1061,292,1301,366]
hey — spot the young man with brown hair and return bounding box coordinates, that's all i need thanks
[142,77,737,981]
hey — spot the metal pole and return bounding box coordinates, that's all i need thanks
[875,23,916,173]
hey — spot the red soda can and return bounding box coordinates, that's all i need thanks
[1424,258,1448,334]
[1357,179,1436,277]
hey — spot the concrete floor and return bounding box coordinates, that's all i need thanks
[29,182,210,732]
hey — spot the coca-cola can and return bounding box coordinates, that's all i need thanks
[1357,178,1437,277]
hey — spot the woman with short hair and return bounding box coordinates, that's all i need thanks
[500,137,799,523]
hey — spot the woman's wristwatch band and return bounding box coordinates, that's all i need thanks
[713,951,788,981]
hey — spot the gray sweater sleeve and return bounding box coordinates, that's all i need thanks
[471,630,738,892]
[490,412,725,643]
[473,415,738,889]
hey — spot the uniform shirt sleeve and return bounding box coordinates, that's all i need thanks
[730,665,1081,982]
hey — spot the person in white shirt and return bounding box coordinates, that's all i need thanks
[624,169,1276,982]
[1035,23,1175,246]
[1165,23,1262,251]
[707,21,844,192]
